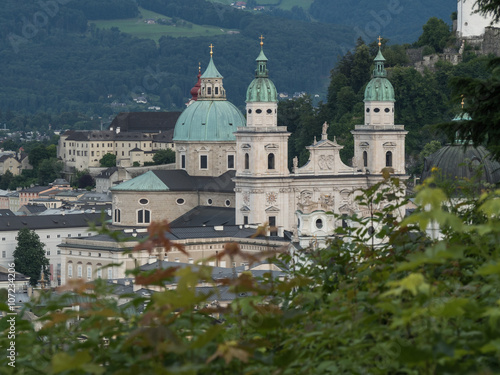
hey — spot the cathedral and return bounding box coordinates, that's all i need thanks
[110,38,408,244]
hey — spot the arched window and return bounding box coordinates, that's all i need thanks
[245,153,249,170]
[87,264,92,280]
[68,263,73,278]
[215,87,219,95]
[77,264,83,278]
[207,87,212,95]
[114,209,121,223]
[386,151,393,167]
[363,151,368,167]
[268,153,275,170]
[137,209,151,224]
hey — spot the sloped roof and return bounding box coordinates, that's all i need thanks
[0,212,109,232]
[170,206,235,227]
[111,170,235,193]
[111,171,170,192]
[109,112,181,133]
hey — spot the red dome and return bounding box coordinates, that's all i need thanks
[190,70,202,101]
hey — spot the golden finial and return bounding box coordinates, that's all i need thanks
[461,95,465,109]
[198,62,201,73]
[259,35,265,47]
[377,36,382,47]
[209,43,214,56]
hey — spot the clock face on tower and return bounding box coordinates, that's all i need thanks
[266,192,278,206]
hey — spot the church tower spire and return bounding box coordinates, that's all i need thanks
[234,37,291,229]
[198,44,226,100]
[351,38,407,176]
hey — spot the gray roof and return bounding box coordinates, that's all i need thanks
[96,167,118,179]
[0,209,15,217]
[422,145,500,185]
[20,186,50,193]
[109,112,181,133]
[170,206,235,227]
[0,212,110,232]
[19,204,47,214]
[112,170,235,193]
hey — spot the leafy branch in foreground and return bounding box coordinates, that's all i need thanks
[2,178,500,374]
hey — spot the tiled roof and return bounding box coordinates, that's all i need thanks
[170,206,235,227]
[109,112,181,133]
[0,212,110,232]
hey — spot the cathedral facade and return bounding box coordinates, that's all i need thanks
[234,40,407,240]
[110,40,408,243]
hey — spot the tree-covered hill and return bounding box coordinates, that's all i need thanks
[0,0,353,124]
[309,0,457,43]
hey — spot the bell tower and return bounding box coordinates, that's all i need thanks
[234,37,291,230]
[352,38,407,177]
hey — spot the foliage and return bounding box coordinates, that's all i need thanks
[13,229,49,287]
[75,170,96,189]
[476,0,500,22]
[99,153,117,168]
[416,17,451,53]
[309,0,456,43]
[37,158,63,185]
[153,148,175,165]
[3,175,500,373]
[440,57,500,161]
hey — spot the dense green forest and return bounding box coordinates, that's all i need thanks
[309,0,456,43]
[279,32,492,175]
[0,0,353,123]
[0,0,489,177]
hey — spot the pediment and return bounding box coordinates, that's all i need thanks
[241,144,251,150]
[265,144,279,151]
[265,206,280,213]
[360,142,369,147]
[240,206,251,212]
[383,142,397,147]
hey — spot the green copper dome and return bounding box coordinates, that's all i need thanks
[173,100,245,141]
[246,45,278,103]
[364,48,395,102]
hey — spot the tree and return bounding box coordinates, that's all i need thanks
[37,158,63,185]
[417,17,451,53]
[476,0,500,22]
[99,153,116,167]
[13,229,49,286]
[77,173,95,189]
[28,145,51,170]
[153,149,175,165]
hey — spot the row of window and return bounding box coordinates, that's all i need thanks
[362,151,393,168]
[366,107,393,113]
[248,109,276,114]
[244,153,275,170]
[180,154,235,170]
[67,263,111,280]
[64,142,173,149]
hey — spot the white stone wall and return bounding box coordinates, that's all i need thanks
[0,225,100,287]
[457,0,500,37]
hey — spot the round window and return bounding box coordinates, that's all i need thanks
[176,198,185,205]
[207,199,213,205]
[316,219,323,229]
[248,109,252,114]
[225,200,231,207]
[374,108,380,113]
[384,108,390,113]
[256,109,262,114]
[139,198,149,205]
[366,108,370,113]
[267,109,272,114]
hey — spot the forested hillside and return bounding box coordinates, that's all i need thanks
[0,0,352,127]
[310,0,456,43]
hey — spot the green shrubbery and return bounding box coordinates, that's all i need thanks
[2,175,500,373]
